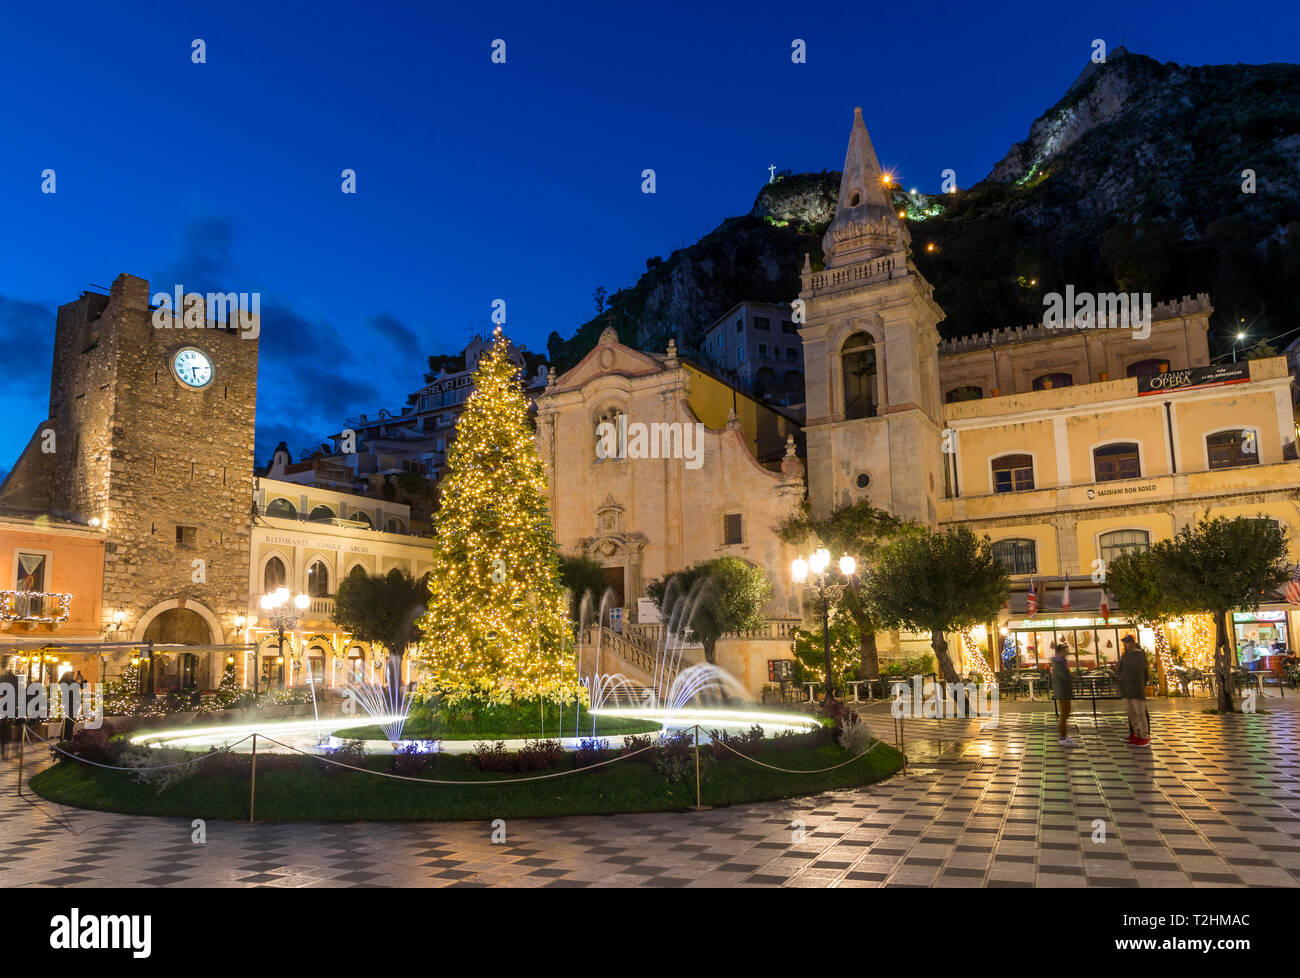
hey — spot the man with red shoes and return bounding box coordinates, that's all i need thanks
[1119,635,1151,746]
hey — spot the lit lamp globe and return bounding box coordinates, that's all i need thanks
[275,586,290,605]
[791,557,809,583]
[294,593,310,611]
[259,594,275,611]
[809,548,830,575]
[839,553,856,576]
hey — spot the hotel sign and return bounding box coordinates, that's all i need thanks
[1137,362,1249,396]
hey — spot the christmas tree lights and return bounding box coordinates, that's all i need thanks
[415,329,579,704]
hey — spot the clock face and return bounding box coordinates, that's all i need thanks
[173,348,214,389]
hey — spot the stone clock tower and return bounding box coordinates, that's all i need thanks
[46,273,259,684]
[800,108,946,525]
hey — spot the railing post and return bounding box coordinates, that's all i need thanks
[17,723,25,797]
[249,733,258,822]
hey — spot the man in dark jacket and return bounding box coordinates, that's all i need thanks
[1119,635,1151,746]
[1051,642,1075,748]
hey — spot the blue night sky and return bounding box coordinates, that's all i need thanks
[1,0,1297,476]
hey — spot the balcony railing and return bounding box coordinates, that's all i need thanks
[0,590,72,624]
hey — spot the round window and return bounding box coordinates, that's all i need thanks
[856,473,870,489]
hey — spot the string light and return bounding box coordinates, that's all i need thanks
[960,627,996,683]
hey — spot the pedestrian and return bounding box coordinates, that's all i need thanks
[58,671,77,743]
[1119,634,1151,746]
[1051,641,1075,748]
[0,668,16,760]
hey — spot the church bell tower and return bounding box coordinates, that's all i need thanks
[799,108,946,525]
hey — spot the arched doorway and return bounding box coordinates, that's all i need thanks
[142,608,213,696]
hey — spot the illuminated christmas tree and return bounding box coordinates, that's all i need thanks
[415,328,578,704]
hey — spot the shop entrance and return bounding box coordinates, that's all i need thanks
[1008,618,1147,669]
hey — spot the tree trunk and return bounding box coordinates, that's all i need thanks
[931,630,960,684]
[859,630,879,679]
[1214,609,1235,714]
[703,639,716,665]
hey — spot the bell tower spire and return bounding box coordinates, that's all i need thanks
[799,109,944,526]
[822,107,910,270]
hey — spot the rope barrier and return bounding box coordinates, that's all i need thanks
[255,734,662,786]
[25,727,254,772]
[708,735,885,774]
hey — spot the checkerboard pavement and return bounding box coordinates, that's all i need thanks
[2,695,1299,887]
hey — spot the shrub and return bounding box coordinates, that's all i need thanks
[621,733,656,765]
[323,739,368,778]
[653,730,708,783]
[838,715,873,755]
[516,739,567,772]
[574,737,611,769]
[466,739,568,774]
[391,742,429,776]
[117,745,195,793]
[707,724,765,761]
[197,748,250,778]
[467,741,512,773]
[66,726,117,766]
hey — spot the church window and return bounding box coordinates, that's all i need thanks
[723,513,743,545]
[841,333,878,419]
[991,454,1034,493]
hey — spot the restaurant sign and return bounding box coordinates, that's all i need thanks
[1137,362,1249,396]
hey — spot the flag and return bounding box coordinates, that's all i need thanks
[1061,578,1071,612]
[1026,579,1037,615]
[1286,564,1300,605]
[1100,590,1110,624]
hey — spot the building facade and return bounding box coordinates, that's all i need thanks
[700,300,805,408]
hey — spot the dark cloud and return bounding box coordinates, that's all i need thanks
[149,216,240,295]
[367,313,421,358]
[0,294,55,381]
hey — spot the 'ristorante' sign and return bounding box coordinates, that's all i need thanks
[1137,362,1250,395]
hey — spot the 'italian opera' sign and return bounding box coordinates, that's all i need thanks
[1137,362,1250,396]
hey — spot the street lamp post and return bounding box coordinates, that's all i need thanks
[259,587,309,693]
[791,548,857,703]
[1232,331,1246,363]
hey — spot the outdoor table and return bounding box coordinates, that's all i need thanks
[847,680,870,702]
[803,681,819,703]
[1022,673,1039,701]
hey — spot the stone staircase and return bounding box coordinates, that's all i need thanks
[578,625,680,705]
